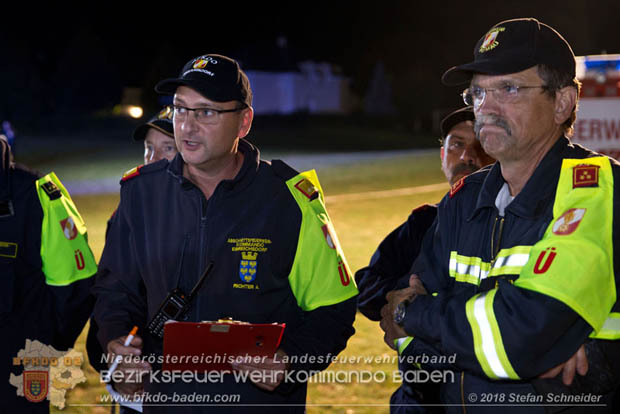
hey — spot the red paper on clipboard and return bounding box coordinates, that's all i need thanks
[162,320,285,372]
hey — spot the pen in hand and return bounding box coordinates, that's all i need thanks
[104,326,138,383]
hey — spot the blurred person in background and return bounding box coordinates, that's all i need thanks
[355,106,495,413]
[86,105,178,413]
[132,106,177,165]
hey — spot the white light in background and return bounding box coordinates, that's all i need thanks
[128,106,144,119]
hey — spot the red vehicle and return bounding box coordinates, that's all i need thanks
[572,54,620,159]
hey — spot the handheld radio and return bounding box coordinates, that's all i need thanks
[147,261,214,339]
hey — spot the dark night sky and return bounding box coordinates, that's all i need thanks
[1,1,619,133]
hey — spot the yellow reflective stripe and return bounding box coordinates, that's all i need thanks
[466,290,520,380]
[450,246,531,285]
[466,292,498,379]
[396,337,414,354]
[449,251,490,285]
[591,312,620,340]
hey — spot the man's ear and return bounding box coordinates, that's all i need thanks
[554,86,577,126]
[440,146,445,161]
[237,107,254,138]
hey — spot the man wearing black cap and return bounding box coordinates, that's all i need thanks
[356,107,494,412]
[380,18,620,412]
[92,54,358,413]
[132,106,177,165]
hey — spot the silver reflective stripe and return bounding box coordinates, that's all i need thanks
[493,253,530,269]
[602,314,620,331]
[450,247,532,285]
[472,293,509,379]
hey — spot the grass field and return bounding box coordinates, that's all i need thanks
[43,148,448,413]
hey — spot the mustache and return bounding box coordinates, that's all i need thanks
[474,114,512,137]
[452,163,480,177]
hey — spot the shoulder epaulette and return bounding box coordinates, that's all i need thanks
[411,203,436,215]
[121,165,143,182]
[270,159,299,181]
[449,177,466,198]
[120,160,168,184]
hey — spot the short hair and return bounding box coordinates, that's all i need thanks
[537,64,581,136]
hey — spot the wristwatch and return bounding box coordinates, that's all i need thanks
[393,299,410,326]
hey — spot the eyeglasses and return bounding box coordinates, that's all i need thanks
[462,84,548,109]
[170,104,246,124]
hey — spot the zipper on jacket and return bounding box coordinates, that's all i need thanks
[196,192,209,320]
[489,215,505,266]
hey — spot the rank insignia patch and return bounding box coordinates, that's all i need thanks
[41,181,61,200]
[573,164,599,188]
[24,371,48,403]
[239,251,258,283]
[294,178,319,200]
[121,165,143,182]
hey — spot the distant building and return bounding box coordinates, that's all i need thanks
[245,62,353,115]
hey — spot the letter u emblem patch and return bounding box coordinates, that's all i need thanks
[533,247,556,274]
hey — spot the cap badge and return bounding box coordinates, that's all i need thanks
[479,27,505,53]
[158,106,173,120]
[193,55,218,69]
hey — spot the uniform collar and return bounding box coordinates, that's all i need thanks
[471,136,570,219]
[167,138,261,192]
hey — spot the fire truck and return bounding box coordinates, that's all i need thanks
[572,54,620,160]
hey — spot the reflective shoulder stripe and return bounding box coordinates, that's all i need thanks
[465,290,520,380]
[449,246,532,286]
[515,157,616,332]
[35,172,97,286]
[591,312,620,340]
[285,170,358,311]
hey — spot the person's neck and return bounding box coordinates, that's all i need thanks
[183,151,244,200]
[500,130,562,197]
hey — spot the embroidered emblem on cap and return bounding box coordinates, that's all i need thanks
[193,56,218,69]
[573,164,599,188]
[552,208,586,236]
[479,27,505,53]
[158,106,173,120]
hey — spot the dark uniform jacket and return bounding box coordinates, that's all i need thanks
[401,137,620,413]
[93,139,357,413]
[0,139,95,413]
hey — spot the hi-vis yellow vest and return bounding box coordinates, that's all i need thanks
[284,170,358,311]
[35,172,97,286]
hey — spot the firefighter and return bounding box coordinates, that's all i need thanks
[380,18,620,413]
[0,137,97,413]
[92,54,358,413]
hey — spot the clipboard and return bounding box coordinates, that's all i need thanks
[162,320,285,372]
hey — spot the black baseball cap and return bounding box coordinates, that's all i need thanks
[155,54,252,107]
[442,18,576,85]
[132,106,174,142]
[440,107,475,139]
